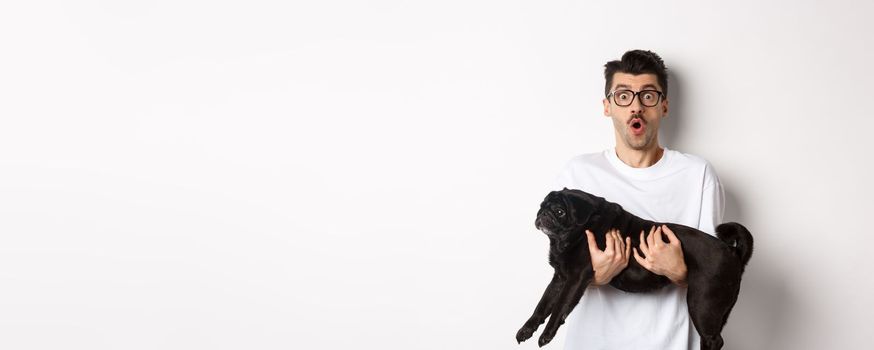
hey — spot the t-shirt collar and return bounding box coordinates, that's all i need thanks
[605,146,673,179]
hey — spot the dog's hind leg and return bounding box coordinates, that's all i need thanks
[516,272,564,344]
[687,279,741,350]
[537,269,593,347]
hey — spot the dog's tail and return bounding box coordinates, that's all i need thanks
[715,222,754,268]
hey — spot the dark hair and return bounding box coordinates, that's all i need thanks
[604,50,668,97]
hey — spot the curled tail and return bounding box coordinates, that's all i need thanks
[715,222,754,268]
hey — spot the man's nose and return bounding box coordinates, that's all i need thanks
[628,95,645,114]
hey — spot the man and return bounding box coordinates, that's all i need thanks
[553,50,725,350]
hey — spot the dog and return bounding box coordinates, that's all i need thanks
[516,188,753,349]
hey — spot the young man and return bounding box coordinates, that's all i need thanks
[553,50,725,349]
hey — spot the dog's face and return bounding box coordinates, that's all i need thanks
[534,188,598,241]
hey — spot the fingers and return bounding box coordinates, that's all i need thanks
[585,230,598,254]
[624,237,631,265]
[611,229,626,256]
[612,229,622,257]
[638,230,651,256]
[604,230,615,255]
[653,225,664,247]
[653,226,665,245]
[647,226,656,248]
[587,229,637,264]
[625,237,631,261]
[632,247,648,269]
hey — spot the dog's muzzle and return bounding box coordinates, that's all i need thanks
[535,212,559,238]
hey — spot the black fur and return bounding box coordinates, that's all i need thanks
[516,188,753,349]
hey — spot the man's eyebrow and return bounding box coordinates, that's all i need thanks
[612,83,660,91]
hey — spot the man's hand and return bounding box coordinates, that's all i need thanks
[586,228,631,286]
[632,224,688,287]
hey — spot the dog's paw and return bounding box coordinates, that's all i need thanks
[538,333,554,347]
[516,325,535,343]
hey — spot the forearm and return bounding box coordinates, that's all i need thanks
[665,264,688,287]
[590,270,612,287]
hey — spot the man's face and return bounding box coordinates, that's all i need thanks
[603,72,669,151]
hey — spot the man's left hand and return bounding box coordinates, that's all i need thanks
[632,224,688,287]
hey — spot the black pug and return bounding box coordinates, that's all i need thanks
[516,188,753,349]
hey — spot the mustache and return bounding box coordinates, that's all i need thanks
[628,114,645,124]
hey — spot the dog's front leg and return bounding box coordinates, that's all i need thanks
[537,268,593,347]
[516,272,563,343]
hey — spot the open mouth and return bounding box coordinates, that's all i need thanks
[629,118,645,134]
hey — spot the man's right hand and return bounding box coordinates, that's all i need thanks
[586,228,631,286]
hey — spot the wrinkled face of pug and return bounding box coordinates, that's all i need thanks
[534,188,596,241]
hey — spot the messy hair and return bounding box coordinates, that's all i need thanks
[604,50,668,97]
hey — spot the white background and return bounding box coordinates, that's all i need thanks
[1,1,872,349]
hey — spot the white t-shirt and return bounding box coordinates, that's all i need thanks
[553,147,725,350]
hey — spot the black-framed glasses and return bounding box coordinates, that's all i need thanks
[606,89,664,107]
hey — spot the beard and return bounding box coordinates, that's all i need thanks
[615,114,655,150]
[623,129,654,150]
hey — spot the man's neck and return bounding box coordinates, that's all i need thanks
[614,144,664,168]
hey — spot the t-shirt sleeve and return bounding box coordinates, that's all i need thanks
[697,162,726,237]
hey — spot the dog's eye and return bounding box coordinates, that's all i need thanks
[556,209,565,217]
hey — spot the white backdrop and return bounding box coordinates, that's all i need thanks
[1,1,873,349]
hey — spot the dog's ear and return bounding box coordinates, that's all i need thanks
[565,192,596,225]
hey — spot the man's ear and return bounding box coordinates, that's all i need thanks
[603,98,611,116]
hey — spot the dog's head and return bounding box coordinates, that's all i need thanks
[535,188,602,243]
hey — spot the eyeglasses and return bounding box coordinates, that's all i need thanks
[606,89,664,107]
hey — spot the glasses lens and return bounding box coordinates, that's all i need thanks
[640,91,661,107]
[613,90,634,106]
